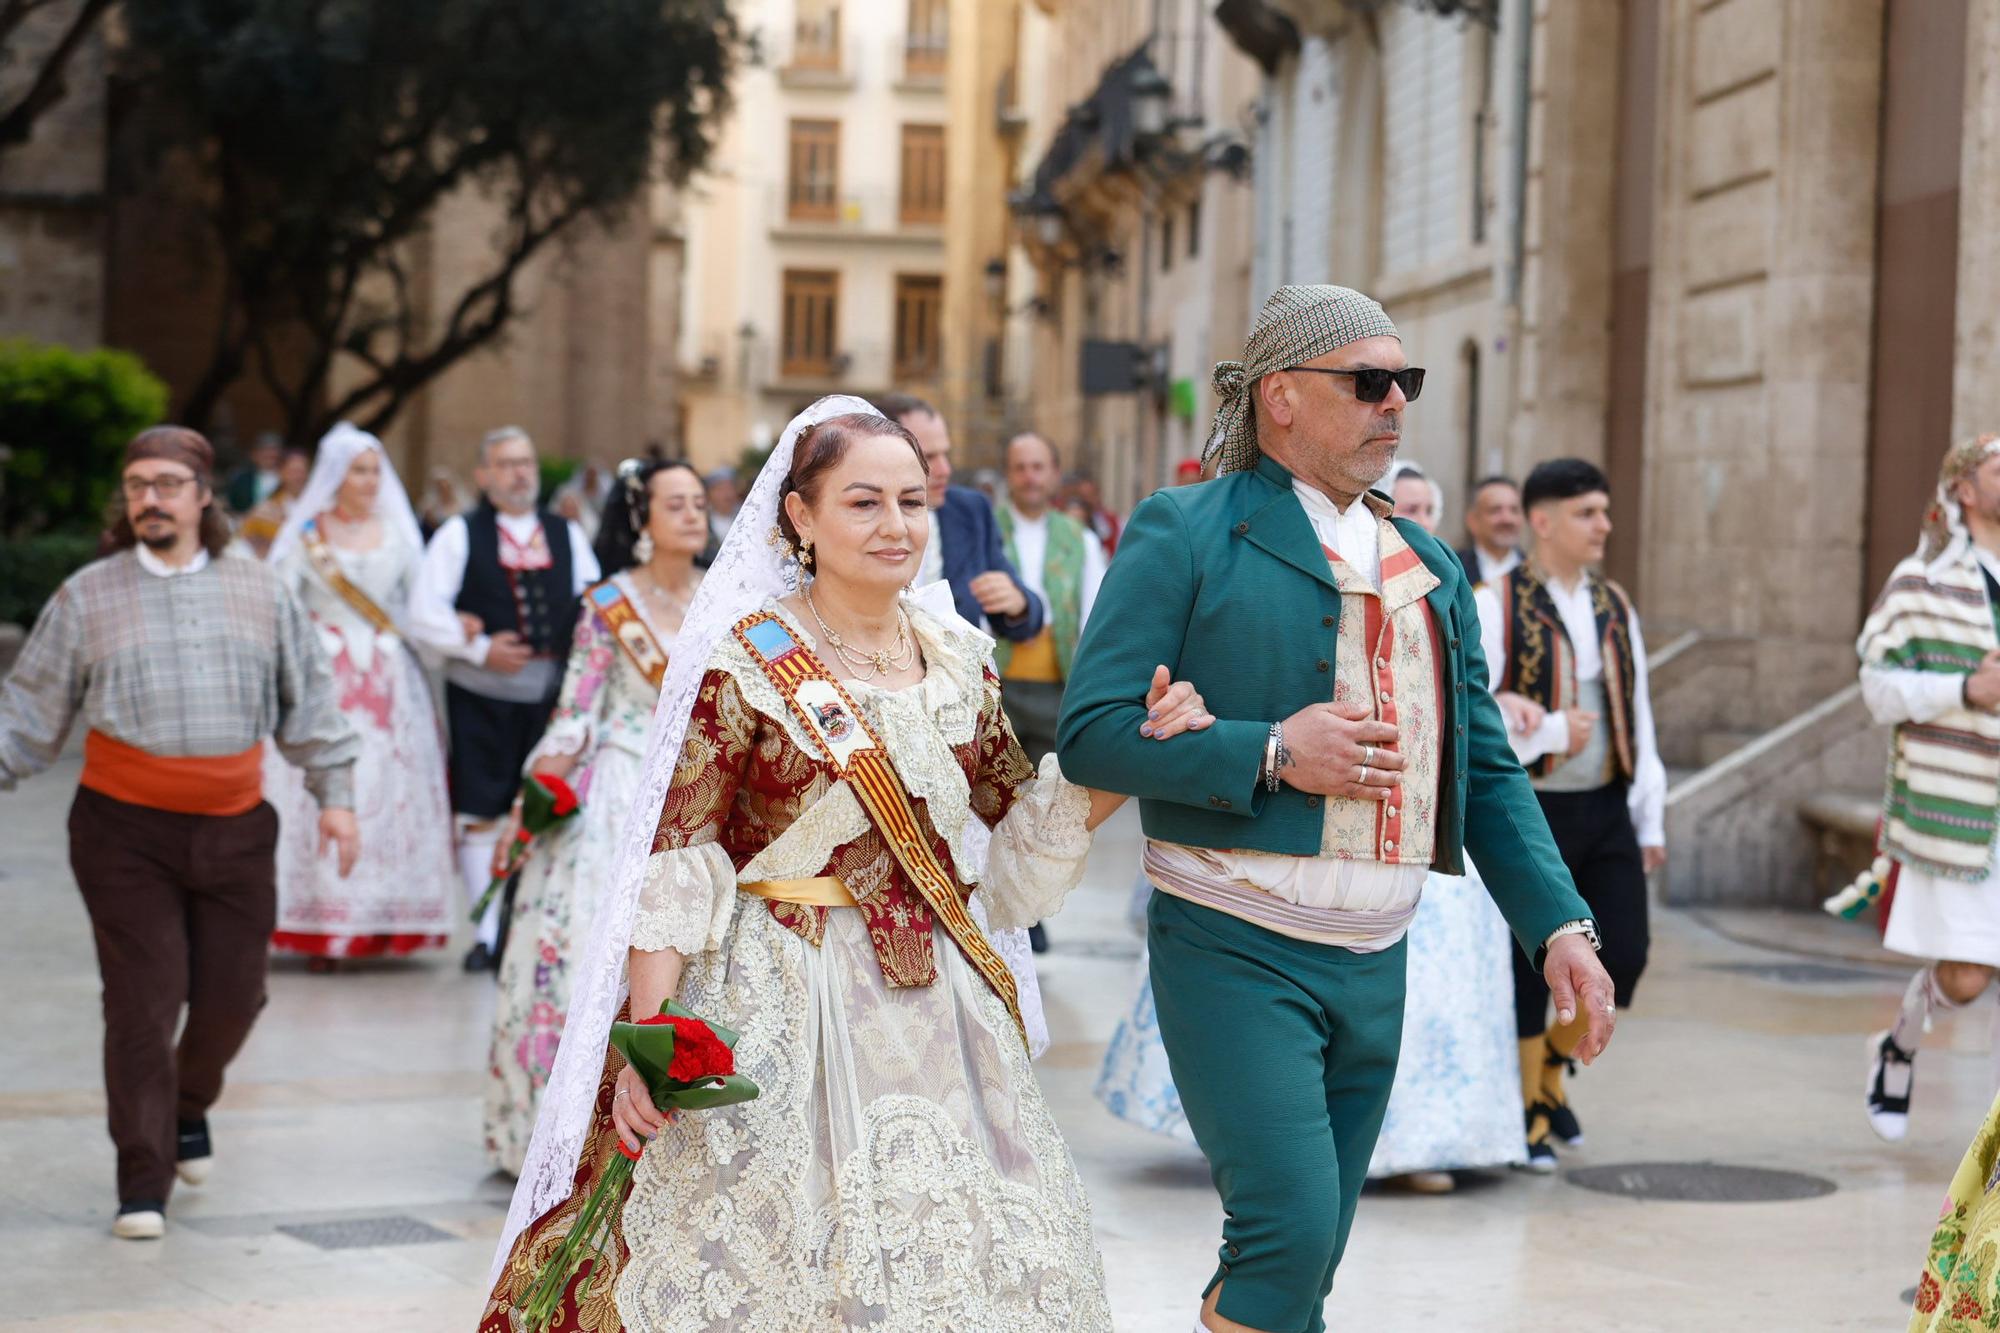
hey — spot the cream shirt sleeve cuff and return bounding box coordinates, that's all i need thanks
[1514,710,1568,764]
[1861,666,1967,727]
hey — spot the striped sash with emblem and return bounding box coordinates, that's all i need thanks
[587,580,670,688]
[731,610,1026,1046]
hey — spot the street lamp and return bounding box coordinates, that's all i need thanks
[1129,65,1171,141]
[983,257,1007,305]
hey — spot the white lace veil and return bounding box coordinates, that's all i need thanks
[494,393,878,1275]
[265,422,425,571]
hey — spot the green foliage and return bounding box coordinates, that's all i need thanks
[117,0,741,441]
[538,459,577,505]
[0,532,103,627]
[735,444,775,493]
[0,339,169,539]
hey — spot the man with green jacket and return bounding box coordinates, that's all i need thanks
[1057,285,1618,1333]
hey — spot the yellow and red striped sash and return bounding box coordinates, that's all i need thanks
[301,520,399,636]
[587,580,670,688]
[731,610,1026,1046]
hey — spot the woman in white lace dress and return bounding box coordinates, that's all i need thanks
[484,461,707,1174]
[264,424,456,965]
[484,399,1211,1333]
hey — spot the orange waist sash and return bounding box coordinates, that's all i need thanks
[80,731,264,816]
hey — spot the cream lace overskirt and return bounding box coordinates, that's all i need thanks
[613,601,1110,1331]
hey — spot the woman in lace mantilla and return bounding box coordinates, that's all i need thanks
[484,402,1212,1333]
[263,424,455,964]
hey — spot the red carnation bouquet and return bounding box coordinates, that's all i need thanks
[515,999,760,1331]
[470,772,581,925]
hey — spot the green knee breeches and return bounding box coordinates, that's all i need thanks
[1147,890,1408,1333]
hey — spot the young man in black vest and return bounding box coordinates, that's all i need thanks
[409,426,600,971]
[1475,458,1666,1170]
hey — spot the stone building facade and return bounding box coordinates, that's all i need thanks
[974,0,1260,502]
[1218,0,2000,906]
[671,0,952,469]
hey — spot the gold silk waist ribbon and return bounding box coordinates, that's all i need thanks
[739,876,859,908]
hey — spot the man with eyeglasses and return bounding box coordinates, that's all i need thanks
[0,426,361,1241]
[407,425,599,972]
[1058,285,1613,1333]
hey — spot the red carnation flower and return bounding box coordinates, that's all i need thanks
[1917,1272,1942,1313]
[541,774,580,817]
[636,1013,736,1081]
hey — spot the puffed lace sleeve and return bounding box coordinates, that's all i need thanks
[630,667,754,954]
[531,603,615,767]
[970,666,1093,929]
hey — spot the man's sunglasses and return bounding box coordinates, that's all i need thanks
[1285,365,1426,404]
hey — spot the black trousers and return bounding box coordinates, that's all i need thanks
[1512,780,1650,1040]
[69,787,278,1205]
[445,683,558,819]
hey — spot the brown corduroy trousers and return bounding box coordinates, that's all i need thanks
[68,786,278,1206]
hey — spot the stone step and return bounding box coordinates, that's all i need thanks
[1797,789,1881,902]
[1695,727,1765,768]
[1797,790,1879,840]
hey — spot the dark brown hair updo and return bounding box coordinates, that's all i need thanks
[776,412,926,549]
[594,458,702,575]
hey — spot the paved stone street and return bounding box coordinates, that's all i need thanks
[0,746,1985,1330]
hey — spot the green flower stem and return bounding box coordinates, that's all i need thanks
[517,1153,634,1332]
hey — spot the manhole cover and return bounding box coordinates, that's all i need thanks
[276,1215,457,1250]
[1703,961,1900,985]
[1565,1162,1837,1203]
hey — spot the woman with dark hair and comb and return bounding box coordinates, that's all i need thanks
[484,458,708,1175]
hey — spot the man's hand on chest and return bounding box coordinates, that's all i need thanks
[1278,701,1403,802]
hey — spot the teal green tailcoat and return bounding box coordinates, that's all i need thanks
[1055,455,1588,961]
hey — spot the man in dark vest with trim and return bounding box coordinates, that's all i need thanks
[408,426,600,971]
[1476,457,1665,1171]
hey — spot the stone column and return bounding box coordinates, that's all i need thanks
[1639,0,1884,727]
[1952,0,2000,441]
[1503,0,1622,474]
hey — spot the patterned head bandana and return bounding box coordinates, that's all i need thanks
[1920,433,2000,566]
[1206,284,1400,475]
[123,425,216,485]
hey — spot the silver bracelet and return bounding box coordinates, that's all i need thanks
[1543,919,1601,952]
[1262,725,1280,792]
[1265,721,1288,793]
